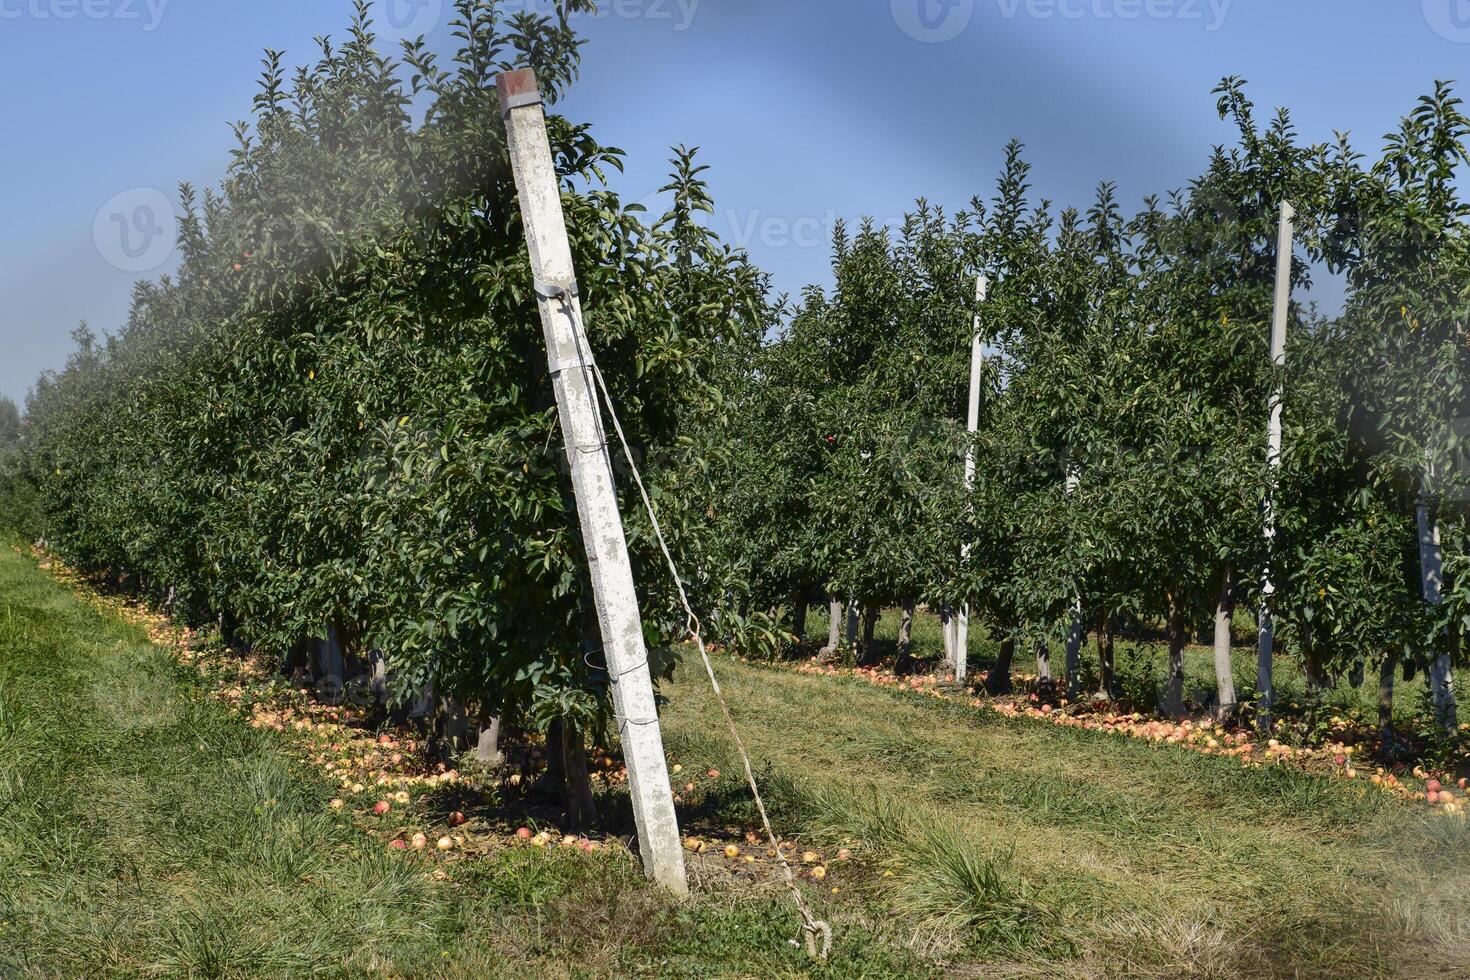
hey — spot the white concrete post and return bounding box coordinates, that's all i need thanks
[1418,485,1459,732]
[1257,201,1294,731]
[498,69,687,894]
[954,274,988,685]
[1063,467,1084,697]
[941,609,955,669]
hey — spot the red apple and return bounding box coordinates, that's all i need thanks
[516,827,533,840]
[373,800,391,815]
[448,811,466,827]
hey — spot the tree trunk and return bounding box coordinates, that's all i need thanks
[477,715,505,766]
[791,594,808,644]
[317,625,345,704]
[1095,609,1118,700]
[544,717,566,790]
[369,650,391,704]
[820,599,842,658]
[987,638,1015,695]
[940,606,955,668]
[1213,568,1238,722]
[1064,605,1085,698]
[1378,656,1396,742]
[560,720,597,831]
[1161,598,1187,719]
[1256,603,1275,733]
[1428,654,1459,734]
[433,695,471,762]
[896,601,916,674]
[1347,660,1365,688]
[1035,641,1052,685]
[286,637,312,684]
[859,605,879,666]
[1303,624,1329,699]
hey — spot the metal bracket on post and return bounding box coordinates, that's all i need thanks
[497,67,688,895]
[498,69,544,115]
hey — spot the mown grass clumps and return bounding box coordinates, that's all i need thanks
[0,544,924,978]
[661,651,1470,977]
[6,541,1469,977]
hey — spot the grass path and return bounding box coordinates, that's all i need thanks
[3,539,1469,977]
[661,657,1470,978]
[0,546,914,978]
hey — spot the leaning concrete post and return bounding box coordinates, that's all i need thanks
[498,68,687,895]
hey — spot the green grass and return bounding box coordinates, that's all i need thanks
[0,545,918,978]
[660,653,1470,977]
[5,543,1469,978]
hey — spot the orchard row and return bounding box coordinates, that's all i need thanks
[7,4,1470,822]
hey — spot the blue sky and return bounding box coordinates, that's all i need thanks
[2,0,1468,405]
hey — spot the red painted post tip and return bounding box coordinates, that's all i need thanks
[496,69,541,112]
